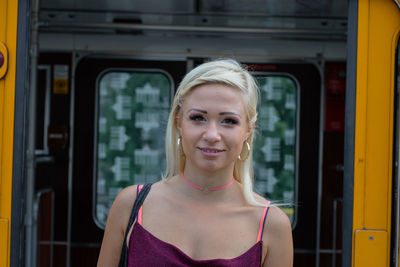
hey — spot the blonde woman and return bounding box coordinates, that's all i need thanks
[97,59,293,267]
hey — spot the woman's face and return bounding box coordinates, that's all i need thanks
[178,83,252,173]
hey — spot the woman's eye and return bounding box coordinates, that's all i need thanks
[222,118,239,125]
[189,114,206,122]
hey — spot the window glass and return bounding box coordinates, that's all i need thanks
[94,70,172,227]
[253,75,298,224]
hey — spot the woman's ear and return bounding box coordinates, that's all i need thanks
[246,122,255,140]
[176,115,182,133]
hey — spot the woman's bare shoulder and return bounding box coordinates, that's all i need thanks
[116,185,138,202]
[107,185,139,229]
[114,181,163,212]
[262,205,293,266]
[251,192,292,255]
[265,205,291,232]
[113,185,138,211]
[251,192,291,226]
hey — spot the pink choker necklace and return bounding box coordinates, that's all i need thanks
[181,173,235,191]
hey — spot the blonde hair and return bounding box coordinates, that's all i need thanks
[163,59,261,206]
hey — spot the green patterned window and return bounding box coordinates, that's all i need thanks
[94,70,173,228]
[253,74,298,224]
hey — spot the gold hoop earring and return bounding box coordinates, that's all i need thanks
[238,141,250,161]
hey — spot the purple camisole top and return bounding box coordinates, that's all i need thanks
[128,185,271,267]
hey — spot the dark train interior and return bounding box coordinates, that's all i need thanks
[30,0,348,266]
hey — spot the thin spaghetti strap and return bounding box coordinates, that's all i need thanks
[138,206,143,225]
[256,201,271,242]
[137,184,143,194]
[137,185,144,225]
[119,183,152,267]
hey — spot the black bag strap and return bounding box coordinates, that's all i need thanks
[118,183,152,267]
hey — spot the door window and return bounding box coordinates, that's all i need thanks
[253,74,298,224]
[94,70,173,227]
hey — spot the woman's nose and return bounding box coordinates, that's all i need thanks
[203,122,221,142]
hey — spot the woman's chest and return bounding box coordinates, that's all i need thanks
[129,223,262,267]
[140,202,261,260]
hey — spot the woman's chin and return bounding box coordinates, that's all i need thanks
[192,161,234,174]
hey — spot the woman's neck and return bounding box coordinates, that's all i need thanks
[181,164,236,193]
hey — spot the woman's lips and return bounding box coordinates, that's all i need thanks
[198,147,225,157]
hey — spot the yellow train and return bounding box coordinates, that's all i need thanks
[0,0,399,266]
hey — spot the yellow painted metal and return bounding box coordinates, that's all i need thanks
[0,219,9,267]
[0,42,8,79]
[353,0,400,266]
[354,230,388,267]
[0,0,19,266]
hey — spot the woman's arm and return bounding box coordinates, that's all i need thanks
[262,206,293,267]
[97,185,138,267]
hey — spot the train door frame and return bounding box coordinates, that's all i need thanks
[343,0,358,266]
[67,51,77,267]
[7,1,30,267]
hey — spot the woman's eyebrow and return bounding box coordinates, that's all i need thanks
[220,112,241,118]
[187,108,207,114]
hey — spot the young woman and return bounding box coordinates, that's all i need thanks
[97,59,293,267]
